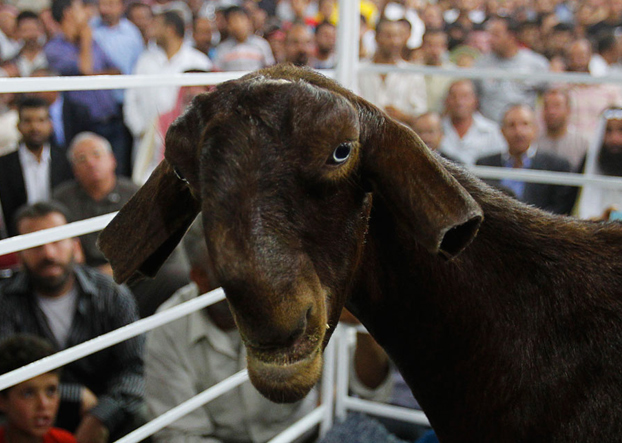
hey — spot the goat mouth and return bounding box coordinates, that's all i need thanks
[247,344,323,403]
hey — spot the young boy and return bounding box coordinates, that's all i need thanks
[0,334,76,443]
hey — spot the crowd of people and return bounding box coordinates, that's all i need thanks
[2,0,622,441]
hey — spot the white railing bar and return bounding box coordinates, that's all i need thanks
[469,165,622,187]
[320,335,336,437]
[358,63,622,85]
[267,406,326,443]
[343,397,430,426]
[0,72,245,93]
[334,325,352,422]
[0,288,226,391]
[0,69,336,94]
[114,370,249,443]
[0,212,116,256]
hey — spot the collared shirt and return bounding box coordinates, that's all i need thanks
[500,145,537,199]
[53,177,139,267]
[146,283,318,443]
[14,50,48,77]
[18,142,51,204]
[0,266,144,434]
[124,44,212,138]
[357,60,428,119]
[213,35,275,72]
[439,112,506,165]
[90,17,144,76]
[44,34,119,122]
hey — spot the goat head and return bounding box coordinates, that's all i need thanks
[98,64,483,403]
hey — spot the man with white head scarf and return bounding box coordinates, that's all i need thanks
[576,107,622,220]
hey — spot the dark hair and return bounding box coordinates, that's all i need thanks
[160,10,185,38]
[224,5,248,21]
[488,14,520,35]
[17,96,49,119]
[597,32,618,55]
[315,20,335,35]
[0,335,58,392]
[51,0,73,24]
[126,1,152,17]
[16,10,39,25]
[375,17,401,35]
[551,22,574,33]
[13,201,72,234]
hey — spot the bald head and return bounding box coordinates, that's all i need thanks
[502,104,537,157]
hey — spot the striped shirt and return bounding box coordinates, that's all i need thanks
[0,265,144,434]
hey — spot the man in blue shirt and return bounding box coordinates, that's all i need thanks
[44,0,134,178]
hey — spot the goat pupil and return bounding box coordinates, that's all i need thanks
[333,144,351,163]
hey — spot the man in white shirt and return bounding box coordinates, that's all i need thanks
[439,79,506,165]
[0,96,72,236]
[124,10,212,155]
[358,17,427,128]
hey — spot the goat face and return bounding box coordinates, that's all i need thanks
[98,65,483,403]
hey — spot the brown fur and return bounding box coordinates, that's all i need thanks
[97,65,622,441]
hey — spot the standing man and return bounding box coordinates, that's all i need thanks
[124,10,212,152]
[44,0,133,177]
[538,88,590,171]
[90,0,144,78]
[477,104,575,215]
[0,201,144,443]
[358,18,427,128]
[475,16,549,122]
[0,97,72,237]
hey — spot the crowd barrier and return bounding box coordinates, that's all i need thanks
[2,0,622,439]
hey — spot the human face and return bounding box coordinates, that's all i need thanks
[70,138,117,188]
[18,213,78,297]
[16,17,44,47]
[566,40,591,72]
[446,81,477,120]
[422,32,447,66]
[285,25,314,66]
[128,4,153,37]
[488,19,511,57]
[98,0,124,26]
[0,374,60,440]
[413,114,443,151]
[193,17,212,53]
[502,106,537,156]
[227,11,251,43]
[315,23,336,54]
[604,119,622,154]
[17,107,53,150]
[375,21,404,60]
[543,91,569,132]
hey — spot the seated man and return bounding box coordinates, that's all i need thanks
[0,201,144,443]
[145,217,393,442]
[0,334,77,443]
[53,132,190,317]
[476,104,575,215]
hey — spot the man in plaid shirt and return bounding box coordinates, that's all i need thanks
[0,201,144,443]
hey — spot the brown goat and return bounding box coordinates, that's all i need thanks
[99,65,622,441]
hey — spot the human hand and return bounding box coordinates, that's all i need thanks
[75,415,109,443]
[80,387,98,417]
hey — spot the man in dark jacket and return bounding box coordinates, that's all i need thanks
[0,97,72,236]
[476,104,576,215]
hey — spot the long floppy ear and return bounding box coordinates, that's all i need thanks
[98,159,200,284]
[360,112,483,258]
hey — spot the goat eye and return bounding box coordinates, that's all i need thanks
[330,143,352,165]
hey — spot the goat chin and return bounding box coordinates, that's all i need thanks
[247,347,323,403]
